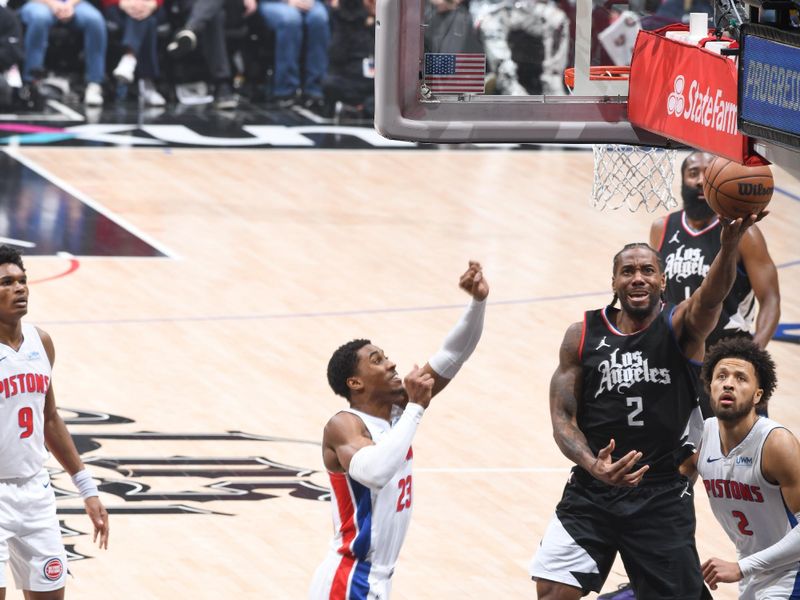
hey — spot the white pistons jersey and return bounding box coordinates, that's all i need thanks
[0,324,51,480]
[698,417,800,599]
[310,408,413,600]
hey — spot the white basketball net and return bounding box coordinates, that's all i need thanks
[592,144,679,212]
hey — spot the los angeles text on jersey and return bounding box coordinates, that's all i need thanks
[664,246,710,282]
[703,478,765,503]
[0,373,50,399]
[595,349,671,397]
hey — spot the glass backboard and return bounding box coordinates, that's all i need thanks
[374,0,694,144]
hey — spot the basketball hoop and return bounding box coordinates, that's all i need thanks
[563,66,678,212]
[592,144,678,212]
[563,66,630,89]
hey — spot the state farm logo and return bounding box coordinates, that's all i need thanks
[666,74,738,135]
[667,75,686,116]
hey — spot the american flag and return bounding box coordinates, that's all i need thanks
[423,53,485,94]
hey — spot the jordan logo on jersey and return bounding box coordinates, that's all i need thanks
[664,245,710,282]
[595,348,671,397]
[668,231,681,245]
[595,336,610,350]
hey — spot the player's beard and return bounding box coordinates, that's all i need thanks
[683,182,715,220]
[618,288,661,320]
[714,393,756,422]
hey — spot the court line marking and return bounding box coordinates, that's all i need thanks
[415,467,568,473]
[30,258,800,326]
[0,100,84,124]
[29,254,80,285]
[776,186,800,203]
[35,291,608,326]
[2,148,179,259]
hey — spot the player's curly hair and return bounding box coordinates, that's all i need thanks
[609,243,664,308]
[701,337,777,409]
[327,339,371,400]
[0,245,25,271]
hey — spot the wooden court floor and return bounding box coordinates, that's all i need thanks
[8,147,800,599]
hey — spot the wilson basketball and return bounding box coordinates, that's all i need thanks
[703,157,774,220]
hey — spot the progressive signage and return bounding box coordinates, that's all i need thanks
[739,24,800,150]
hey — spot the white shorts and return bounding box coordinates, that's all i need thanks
[739,566,800,600]
[0,468,67,592]
[309,551,393,600]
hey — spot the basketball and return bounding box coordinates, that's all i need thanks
[703,157,774,220]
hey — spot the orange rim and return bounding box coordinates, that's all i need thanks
[564,66,631,89]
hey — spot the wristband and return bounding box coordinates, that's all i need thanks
[71,469,99,499]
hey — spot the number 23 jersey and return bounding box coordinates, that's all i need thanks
[327,408,414,570]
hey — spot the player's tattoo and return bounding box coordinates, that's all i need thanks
[552,387,593,465]
[550,323,593,468]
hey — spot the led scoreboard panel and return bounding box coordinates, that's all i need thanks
[739,24,800,151]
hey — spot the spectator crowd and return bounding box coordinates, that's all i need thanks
[0,0,703,114]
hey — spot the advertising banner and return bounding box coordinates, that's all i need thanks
[629,26,766,164]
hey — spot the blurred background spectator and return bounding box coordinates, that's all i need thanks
[323,0,373,118]
[0,3,24,108]
[17,0,107,104]
[424,0,482,53]
[103,0,165,105]
[477,0,568,95]
[166,0,245,108]
[257,0,328,109]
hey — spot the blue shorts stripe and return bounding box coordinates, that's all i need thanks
[348,560,372,600]
[350,479,372,560]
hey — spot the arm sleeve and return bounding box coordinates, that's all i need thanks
[348,403,424,490]
[428,298,486,379]
[739,516,800,578]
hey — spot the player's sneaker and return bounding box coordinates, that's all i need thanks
[597,583,635,599]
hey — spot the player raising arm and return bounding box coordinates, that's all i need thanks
[531,214,760,600]
[309,261,488,600]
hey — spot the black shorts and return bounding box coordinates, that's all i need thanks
[530,469,711,599]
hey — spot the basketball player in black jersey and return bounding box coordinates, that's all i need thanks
[529,213,764,600]
[650,152,780,418]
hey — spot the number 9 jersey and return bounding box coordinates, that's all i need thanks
[0,323,51,480]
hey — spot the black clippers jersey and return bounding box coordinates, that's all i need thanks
[658,211,755,348]
[578,304,700,482]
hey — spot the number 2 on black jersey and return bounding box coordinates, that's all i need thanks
[627,396,644,427]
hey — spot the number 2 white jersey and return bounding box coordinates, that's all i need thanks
[311,408,413,600]
[698,417,800,599]
[0,324,51,480]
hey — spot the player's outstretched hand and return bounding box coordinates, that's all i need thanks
[404,364,435,410]
[589,438,649,487]
[85,496,110,549]
[720,212,764,246]
[459,261,489,301]
[701,557,742,590]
